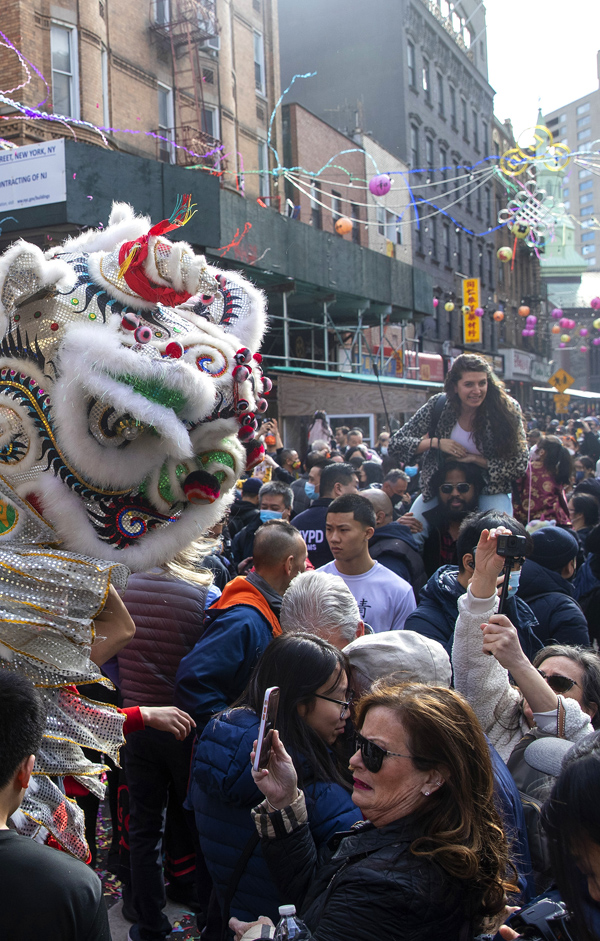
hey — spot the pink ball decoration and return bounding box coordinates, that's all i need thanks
[474,307,484,317]
[580,328,589,337]
[559,342,566,348]
[568,319,576,329]
[594,338,600,346]
[591,297,600,310]
[433,297,439,307]
[526,315,537,324]
[551,308,563,319]
[581,346,589,353]
[369,174,392,197]
[522,328,535,337]
[559,318,570,328]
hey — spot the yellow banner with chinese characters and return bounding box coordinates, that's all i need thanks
[462,277,481,345]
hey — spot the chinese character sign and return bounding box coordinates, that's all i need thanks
[462,277,481,345]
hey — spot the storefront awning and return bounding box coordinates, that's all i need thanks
[270,366,444,390]
[533,386,600,400]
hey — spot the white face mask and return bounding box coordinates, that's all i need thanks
[380,446,388,455]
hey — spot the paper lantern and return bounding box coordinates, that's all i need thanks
[444,301,455,312]
[567,319,576,330]
[580,328,589,337]
[581,346,589,353]
[518,306,530,317]
[433,297,439,307]
[551,325,560,334]
[526,315,537,325]
[497,246,513,263]
[474,307,484,317]
[560,318,570,329]
[591,297,600,310]
[461,305,470,315]
[369,174,392,197]
[334,216,353,235]
[559,342,566,348]
[551,308,563,319]
[561,334,571,343]
[594,338,600,346]
[493,311,504,322]
[594,318,600,330]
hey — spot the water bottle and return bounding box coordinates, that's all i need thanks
[273,904,312,940]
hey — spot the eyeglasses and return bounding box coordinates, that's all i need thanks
[315,691,354,719]
[538,670,579,694]
[353,731,419,773]
[440,483,472,494]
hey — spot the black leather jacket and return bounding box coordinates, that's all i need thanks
[261,811,475,941]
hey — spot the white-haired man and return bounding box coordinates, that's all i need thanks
[280,570,365,649]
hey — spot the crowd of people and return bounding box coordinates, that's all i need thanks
[5,352,600,940]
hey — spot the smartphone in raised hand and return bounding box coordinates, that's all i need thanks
[253,686,280,772]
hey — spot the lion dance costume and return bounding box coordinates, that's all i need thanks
[0,198,268,857]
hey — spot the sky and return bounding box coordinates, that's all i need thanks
[486,0,600,140]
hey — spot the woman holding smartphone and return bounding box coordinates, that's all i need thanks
[189,632,358,927]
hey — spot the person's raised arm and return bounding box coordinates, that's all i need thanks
[480,614,557,714]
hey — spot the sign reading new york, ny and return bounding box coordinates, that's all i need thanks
[462,278,481,345]
[0,139,66,212]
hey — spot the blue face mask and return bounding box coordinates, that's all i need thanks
[305,482,318,500]
[575,470,585,483]
[259,509,283,522]
[404,465,418,478]
[507,568,521,598]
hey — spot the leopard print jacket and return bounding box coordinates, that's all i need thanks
[390,392,529,502]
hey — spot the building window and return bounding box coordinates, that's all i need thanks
[582,245,596,256]
[577,115,590,128]
[580,180,593,192]
[201,104,219,139]
[377,206,401,244]
[422,57,431,104]
[563,187,569,199]
[466,183,472,213]
[454,158,460,204]
[51,24,79,119]
[154,0,170,24]
[577,102,590,114]
[437,72,444,116]
[461,98,468,139]
[331,190,343,226]
[203,67,215,85]
[416,222,423,254]
[310,181,322,229]
[581,193,594,205]
[157,83,175,163]
[254,31,265,94]
[479,246,485,283]
[476,186,482,219]
[485,186,491,227]
[410,125,419,168]
[586,257,597,266]
[431,217,438,260]
[487,249,494,289]
[407,41,416,87]
[443,223,450,265]
[581,231,595,242]
[472,110,479,150]
[426,137,434,173]
[440,148,447,192]
[449,85,457,129]
[258,140,269,198]
[351,203,361,243]
[579,169,592,179]
[101,46,109,127]
[482,120,489,156]
[456,230,463,270]
[578,128,591,141]
[467,238,473,276]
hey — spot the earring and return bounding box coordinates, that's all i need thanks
[423,790,430,796]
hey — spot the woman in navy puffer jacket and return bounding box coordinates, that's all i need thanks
[189,633,359,925]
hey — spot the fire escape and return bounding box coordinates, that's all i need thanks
[149,0,221,167]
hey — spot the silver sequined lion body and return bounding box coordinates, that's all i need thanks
[0,200,268,855]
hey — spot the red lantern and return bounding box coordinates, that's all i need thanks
[493,311,504,322]
[334,216,353,235]
[518,306,530,318]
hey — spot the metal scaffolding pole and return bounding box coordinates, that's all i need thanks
[282,292,290,367]
[323,302,329,371]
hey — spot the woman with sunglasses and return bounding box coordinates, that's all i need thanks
[229,683,516,941]
[452,525,598,768]
[188,632,358,929]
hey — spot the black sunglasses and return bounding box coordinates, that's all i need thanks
[440,482,471,494]
[353,731,420,773]
[538,670,579,694]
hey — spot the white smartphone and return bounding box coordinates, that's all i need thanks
[253,686,280,772]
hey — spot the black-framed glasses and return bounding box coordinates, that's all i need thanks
[315,691,354,719]
[440,482,472,494]
[538,670,579,694]
[353,731,419,773]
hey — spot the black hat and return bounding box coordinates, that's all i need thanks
[531,526,579,572]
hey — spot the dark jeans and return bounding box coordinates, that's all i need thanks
[123,727,196,941]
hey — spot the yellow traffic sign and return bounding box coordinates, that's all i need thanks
[554,393,571,414]
[548,368,575,393]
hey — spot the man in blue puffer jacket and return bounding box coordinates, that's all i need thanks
[189,709,358,924]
